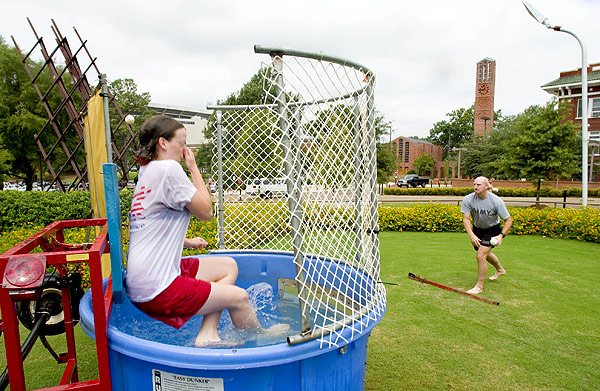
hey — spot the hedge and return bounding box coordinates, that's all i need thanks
[0,190,134,230]
[0,190,92,230]
[384,186,600,198]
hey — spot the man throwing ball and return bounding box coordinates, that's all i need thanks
[461,176,512,294]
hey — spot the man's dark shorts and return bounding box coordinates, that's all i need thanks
[472,224,502,250]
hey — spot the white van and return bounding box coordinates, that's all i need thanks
[245,178,261,195]
[259,178,287,198]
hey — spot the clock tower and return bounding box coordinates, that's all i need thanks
[474,58,496,136]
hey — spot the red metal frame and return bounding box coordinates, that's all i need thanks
[0,219,113,391]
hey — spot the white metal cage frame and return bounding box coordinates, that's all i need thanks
[207,46,386,347]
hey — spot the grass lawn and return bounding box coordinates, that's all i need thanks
[0,232,598,390]
[367,231,600,390]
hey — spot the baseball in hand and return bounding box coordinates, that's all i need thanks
[490,237,499,246]
[125,114,135,125]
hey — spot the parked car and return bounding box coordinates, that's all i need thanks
[396,174,429,188]
[259,178,287,198]
[245,178,261,195]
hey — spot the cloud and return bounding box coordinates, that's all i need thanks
[2,0,598,138]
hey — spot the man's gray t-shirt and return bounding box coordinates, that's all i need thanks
[461,191,510,229]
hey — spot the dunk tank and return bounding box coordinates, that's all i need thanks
[5,45,386,391]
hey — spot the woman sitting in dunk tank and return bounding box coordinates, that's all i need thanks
[125,115,288,347]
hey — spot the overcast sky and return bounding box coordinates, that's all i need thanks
[2,0,598,139]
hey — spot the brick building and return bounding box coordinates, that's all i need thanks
[542,63,600,181]
[391,137,444,178]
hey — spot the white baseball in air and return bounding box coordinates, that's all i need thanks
[125,114,135,125]
[490,237,499,246]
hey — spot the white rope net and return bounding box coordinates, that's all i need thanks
[211,50,386,347]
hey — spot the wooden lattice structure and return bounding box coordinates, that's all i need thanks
[11,19,139,191]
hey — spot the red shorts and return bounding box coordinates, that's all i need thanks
[135,258,212,329]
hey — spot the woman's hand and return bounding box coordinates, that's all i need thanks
[183,147,198,173]
[184,237,208,250]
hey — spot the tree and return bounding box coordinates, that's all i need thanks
[500,100,579,201]
[460,115,519,179]
[109,78,152,118]
[0,36,70,189]
[200,68,278,176]
[374,110,395,184]
[204,68,277,142]
[427,106,475,158]
[109,78,153,174]
[0,135,11,187]
[231,109,280,182]
[413,153,435,176]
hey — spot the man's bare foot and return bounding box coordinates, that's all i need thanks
[489,269,506,281]
[466,286,483,295]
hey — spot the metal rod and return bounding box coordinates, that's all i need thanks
[522,2,589,207]
[352,98,363,264]
[287,293,378,346]
[254,45,373,77]
[556,27,588,207]
[272,55,311,335]
[216,110,225,249]
[206,85,367,111]
[0,313,50,390]
[100,74,113,163]
[366,82,380,262]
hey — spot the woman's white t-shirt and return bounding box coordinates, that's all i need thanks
[125,159,197,302]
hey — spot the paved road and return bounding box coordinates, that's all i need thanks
[377,194,600,208]
[212,189,600,208]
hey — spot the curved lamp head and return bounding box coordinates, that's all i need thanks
[522,1,551,28]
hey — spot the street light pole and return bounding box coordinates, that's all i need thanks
[453,147,468,179]
[481,116,491,133]
[446,130,451,180]
[522,1,589,206]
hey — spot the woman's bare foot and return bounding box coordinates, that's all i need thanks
[263,323,290,335]
[194,339,239,348]
[489,269,506,281]
[194,329,222,348]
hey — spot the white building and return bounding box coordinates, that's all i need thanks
[148,103,213,147]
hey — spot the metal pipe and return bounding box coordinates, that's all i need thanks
[556,27,589,207]
[366,82,380,261]
[271,55,311,336]
[99,74,112,163]
[216,110,225,249]
[254,45,373,77]
[522,2,589,206]
[0,313,50,390]
[352,98,363,264]
[207,85,368,111]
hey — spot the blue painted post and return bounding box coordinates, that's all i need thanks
[103,163,124,303]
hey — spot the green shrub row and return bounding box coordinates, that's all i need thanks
[384,186,600,198]
[0,191,93,229]
[0,190,134,230]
